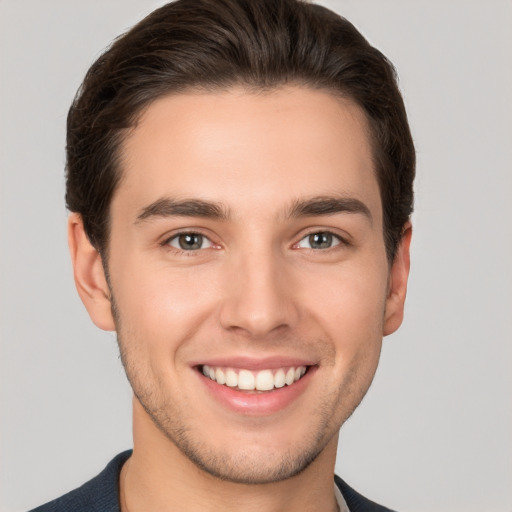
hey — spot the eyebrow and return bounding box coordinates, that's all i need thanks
[135,198,230,223]
[287,195,373,223]
[135,195,372,224]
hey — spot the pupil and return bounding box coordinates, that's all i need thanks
[179,234,202,250]
[309,232,332,249]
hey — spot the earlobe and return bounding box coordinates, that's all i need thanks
[383,223,412,336]
[68,213,116,331]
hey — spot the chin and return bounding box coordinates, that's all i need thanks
[167,431,329,485]
[136,390,337,485]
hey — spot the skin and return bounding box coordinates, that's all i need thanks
[68,86,411,512]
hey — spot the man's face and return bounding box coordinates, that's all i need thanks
[90,86,408,483]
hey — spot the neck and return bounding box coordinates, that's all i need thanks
[121,399,340,512]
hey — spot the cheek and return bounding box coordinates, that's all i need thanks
[305,259,388,380]
[310,261,389,334]
[110,261,219,349]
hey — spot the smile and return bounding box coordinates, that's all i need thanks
[201,365,308,392]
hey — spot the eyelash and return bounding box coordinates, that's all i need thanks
[293,231,346,251]
[161,229,348,254]
[162,231,215,254]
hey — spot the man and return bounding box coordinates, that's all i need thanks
[32,0,414,510]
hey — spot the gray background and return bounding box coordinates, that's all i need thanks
[1,1,511,511]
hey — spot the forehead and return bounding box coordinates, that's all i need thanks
[115,86,381,222]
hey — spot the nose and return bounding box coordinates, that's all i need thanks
[218,248,299,338]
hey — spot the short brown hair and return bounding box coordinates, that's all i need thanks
[66,0,415,261]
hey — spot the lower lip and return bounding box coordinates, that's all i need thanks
[197,367,316,416]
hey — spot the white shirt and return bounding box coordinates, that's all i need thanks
[335,483,350,512]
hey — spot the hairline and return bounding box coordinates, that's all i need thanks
[91,81,401,264]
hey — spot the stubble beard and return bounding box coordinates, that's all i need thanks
[117,340,373,485]
[109,290,376,485]
[117,333,339,484]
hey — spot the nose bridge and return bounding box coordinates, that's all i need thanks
[219,242,298,337]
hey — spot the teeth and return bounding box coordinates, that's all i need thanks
[215,368,226,385]
[225,368,238,387]
[238,370,255,390]
[274,369,286,388]
[201,365,308,391]
[255,370,274,391]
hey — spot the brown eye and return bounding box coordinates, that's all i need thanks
[168,233,212,251]
[297,231,341,250]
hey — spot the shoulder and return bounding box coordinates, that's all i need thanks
[335,475,397,512]
[28,450,132,512]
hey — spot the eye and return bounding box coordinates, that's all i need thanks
[296,231,342,250]
[167,233,213,251]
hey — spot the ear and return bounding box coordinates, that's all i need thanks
[383,222,412,336]
[68,213,116,331]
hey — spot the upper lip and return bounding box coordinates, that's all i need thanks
[191,356,316,371]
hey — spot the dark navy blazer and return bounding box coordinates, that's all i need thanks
[30,450,396,512]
